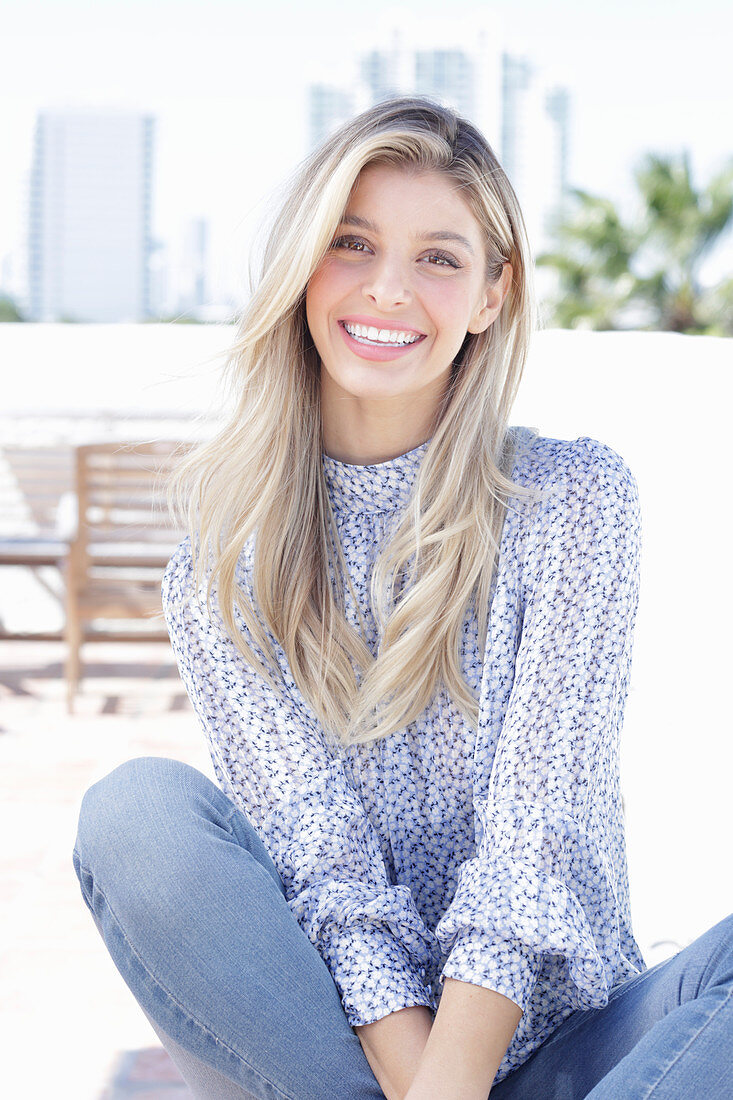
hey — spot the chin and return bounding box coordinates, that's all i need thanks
[327,360,415,389]
[341,375,420,400]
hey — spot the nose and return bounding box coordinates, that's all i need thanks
[361,252,412,310]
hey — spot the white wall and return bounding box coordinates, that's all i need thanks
[514,329,733,961]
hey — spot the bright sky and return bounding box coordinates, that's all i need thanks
[1,0,731,300]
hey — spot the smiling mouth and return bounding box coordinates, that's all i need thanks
[340,321,425,347]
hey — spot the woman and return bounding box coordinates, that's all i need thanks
[72,97,733,1099]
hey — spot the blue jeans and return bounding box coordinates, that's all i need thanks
[72,756,733,1099]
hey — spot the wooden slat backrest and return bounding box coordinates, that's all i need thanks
[74,441,191,550]
[0,446,74,536]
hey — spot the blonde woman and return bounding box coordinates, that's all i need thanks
[73,98,732,1099]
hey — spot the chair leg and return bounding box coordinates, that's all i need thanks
[65,621,81,714]
[64,544,82,714]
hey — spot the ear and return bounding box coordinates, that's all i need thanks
[467,263,513,334]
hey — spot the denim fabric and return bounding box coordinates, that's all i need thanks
[73,756,733,1099]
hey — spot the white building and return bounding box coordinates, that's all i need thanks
[175,217,209,317]
[308,86,356,151]
[27,109,154,322]
[501,55,571,256]
[414,49,476,122]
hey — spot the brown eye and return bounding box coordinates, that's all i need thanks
[330,235,370,253]
[424,250,461,269]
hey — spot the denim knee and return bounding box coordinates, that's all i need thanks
[72,757,222,910]
[75,755,202,855]
[72,756,284,917]
[700,912,733,988]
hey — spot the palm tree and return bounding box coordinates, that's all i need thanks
[538,153,733,335]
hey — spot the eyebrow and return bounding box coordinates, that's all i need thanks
[340,213,475,255]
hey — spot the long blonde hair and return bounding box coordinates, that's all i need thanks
[172,96,545,748]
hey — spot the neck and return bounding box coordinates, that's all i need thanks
[322,430,431,466]
[320,378,443,466]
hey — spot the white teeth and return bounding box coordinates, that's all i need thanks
[343,322,421,345]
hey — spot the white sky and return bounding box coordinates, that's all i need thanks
[1,0,732,300]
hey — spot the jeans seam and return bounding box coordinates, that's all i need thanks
[224,805,239,826]
[75,855,298,1100]
[644,982,733,1097]
[695,922,732,996]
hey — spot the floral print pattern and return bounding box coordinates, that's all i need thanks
[162,426,646,1085]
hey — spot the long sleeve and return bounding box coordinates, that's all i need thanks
[162,540,439,1026]
[435,437,642,1014]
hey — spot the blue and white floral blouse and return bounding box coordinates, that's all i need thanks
[161,425,647,1085]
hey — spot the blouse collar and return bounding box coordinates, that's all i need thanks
[322,439,431,515]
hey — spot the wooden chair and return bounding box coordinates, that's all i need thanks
[0,445,74,639]
[64,440,190,710]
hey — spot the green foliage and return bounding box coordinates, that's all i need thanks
[538,153,733,335]
[0,294,25,321]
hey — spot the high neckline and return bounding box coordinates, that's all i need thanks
[322,439,431,514]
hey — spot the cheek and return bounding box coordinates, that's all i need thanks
[305,272,327,334]
[306,261,351,329]
[425,282,474,339]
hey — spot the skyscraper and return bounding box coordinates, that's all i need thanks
[360,48,402,103]
[308,86,355,150]
[545,85,571,200]
[27,109,154,322]
[177,217,209,317]
[414,50,475,121]
[501,54,570,252]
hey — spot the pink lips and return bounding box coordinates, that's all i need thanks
[337,320,427,362]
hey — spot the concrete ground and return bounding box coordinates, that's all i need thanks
[0,639,213,1099]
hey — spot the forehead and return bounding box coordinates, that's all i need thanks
[345,163,483,234]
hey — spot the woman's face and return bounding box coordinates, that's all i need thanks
[305,163,511,426]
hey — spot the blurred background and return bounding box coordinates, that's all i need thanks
[2,0,732,327]
[1,1,731,1097]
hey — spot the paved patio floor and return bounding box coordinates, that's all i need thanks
[0,639,214,1099]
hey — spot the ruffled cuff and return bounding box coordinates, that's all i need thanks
[265,761,440,1020]
[439,932,540,1012]
[291,880,438,1025]
[320,917,436,1025]
[434,799,620,1011]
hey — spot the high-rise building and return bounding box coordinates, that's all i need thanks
[356,43,479,122]
[360,49,402,103]
[27,109,154,322]
[545,85,571,201]
[308,86,355,150]
[501,54,570,252]
[177,217,209,316]
[414,50,475,121]
[500,55,533,189]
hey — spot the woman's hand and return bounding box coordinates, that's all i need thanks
[354,1004,433,1100]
